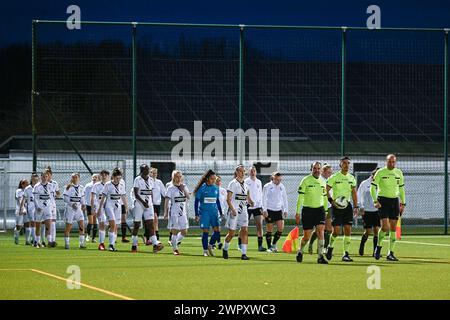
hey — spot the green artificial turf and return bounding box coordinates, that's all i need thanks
[1,233,449,300]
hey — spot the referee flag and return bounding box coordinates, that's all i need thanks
[282,227,299,253]
[396,217,402,240]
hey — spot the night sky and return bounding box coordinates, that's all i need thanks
[1,0,450,46]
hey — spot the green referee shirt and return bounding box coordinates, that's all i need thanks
[370,167,406,204]
[296,175,328,212]
[326,171,356,200]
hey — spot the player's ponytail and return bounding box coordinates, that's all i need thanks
[233,164,244,178]
[18,179,27,189]
[194,169,216,195]
[112,167,122,177]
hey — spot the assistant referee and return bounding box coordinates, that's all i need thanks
[370,154,406,262]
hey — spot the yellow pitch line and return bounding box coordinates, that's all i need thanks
[29,269,135,300]
[0,269,30,271]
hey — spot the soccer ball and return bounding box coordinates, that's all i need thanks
[334,196,348,209]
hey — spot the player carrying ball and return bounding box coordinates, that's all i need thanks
[371,154,406,261]
[325,156,359,262]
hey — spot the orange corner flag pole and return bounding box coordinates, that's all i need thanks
[396,217,402,240]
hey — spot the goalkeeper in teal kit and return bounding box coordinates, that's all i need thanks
[194,169,223,257]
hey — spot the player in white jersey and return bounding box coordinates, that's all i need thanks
[262,172,289,253]
[244,166,265,251]
[164,174,175,246]
[62,173,87,249]
[98,168,128,252]
[84,174,100,242]
[119,178,130,243]
[91,170,110,251]
[20,173,39,245]
[358,168,381,257]
[33,170,56,248]
[131,164,163,253]
[45,167,60,247]
[308,163,333,254]
[164,170,190,255]
[14,179,28,244]
[150,167,166,242]
[222,165,254,260]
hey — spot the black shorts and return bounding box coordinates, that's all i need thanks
[331,204,353,227]
[301,207,326,230]
[86,205,92,216]
[265,210,283,223]
[378,197,400,220]
[121,204,126,215]
[153,205,161,217]
[362,210,381,228]
[248,208,262,218]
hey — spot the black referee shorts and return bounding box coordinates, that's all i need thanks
[153,205,161,217]
[378,197,400,220]
[248,208,262,218]
[362,210,381,228]
[265,210,283,223]
[331,204,353,227]
[301,207,326,231]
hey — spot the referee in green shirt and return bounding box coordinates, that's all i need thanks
[295,162,329,264]
[370,154,406,261]
[326,156,359,262]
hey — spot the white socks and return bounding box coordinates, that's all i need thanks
[109,232,116,246]
[132,235,138,246]
[223,241,230,251]
[31,227,36,242]
[79,235,85,246]
[25,228,31,242]
[177,232,184,243]
[65,237,70,246]
[51,221,56,242]
[172,234,178,250]
[41,225,46,240]
[241,244,247,255]
[99,230,106,244]
[151,235,159,245]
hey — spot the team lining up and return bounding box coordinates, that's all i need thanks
[13,154,406,263]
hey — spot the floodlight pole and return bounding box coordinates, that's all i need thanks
[238,25,245,164]
[444,29,449,235]
[132,22,138,178]
[31,20,37,172]
[340,26,347,157]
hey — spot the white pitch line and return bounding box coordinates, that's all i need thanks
[0,268,135,300]
[396,240,450,247]
[30,269,135,300]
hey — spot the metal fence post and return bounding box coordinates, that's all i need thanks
[341,27,347,157]
[444,29,449,235]
[238,25,245,164]
[132,22,138,178]
[31,20,37,172]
